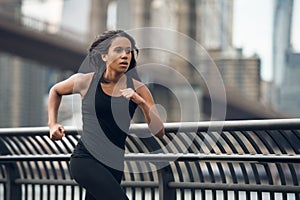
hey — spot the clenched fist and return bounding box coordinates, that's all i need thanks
[120,88,145,105]
[49,124,65,141]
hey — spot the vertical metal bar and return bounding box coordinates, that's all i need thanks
[55,185,59,200]
[79,187,84,200]
[5,163,22,200]
[140,136,176,200]
[201,189,205,200]
[257,191,262,200]
[0,166,7,199]
[185,162,195,200]
[46,167,51,200]
[157,165,176,200]
[126,136,150,200]
[180,188,184,200]
[270,191,275,200]
[234,190,238,200]
[246,191,251,200]
[295,192,300,200]
[151,188,155,200]
[0,138,22,200]
[70,185,75,200]
[191,189,195,200]
[223,190,228,200]
[282,192,287,200]
[16,136,41,200]
[212,189,217,200]
[38,184,43,200]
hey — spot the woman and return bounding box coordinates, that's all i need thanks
[48,30,165,200]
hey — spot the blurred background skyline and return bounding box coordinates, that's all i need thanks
[234,0,300,82]
[0,0,299,128]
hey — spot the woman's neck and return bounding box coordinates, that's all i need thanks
[102,69,125,84]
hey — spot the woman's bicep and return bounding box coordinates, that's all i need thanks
[136,85,160,121]
[51,74,81,96]
[136,85,155,106]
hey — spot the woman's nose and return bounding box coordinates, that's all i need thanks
[121,50,129,58]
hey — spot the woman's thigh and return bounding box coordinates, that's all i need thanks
[69,157,128,200]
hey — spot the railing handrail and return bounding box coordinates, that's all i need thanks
[0,118,300,135]
[0,153,300,163]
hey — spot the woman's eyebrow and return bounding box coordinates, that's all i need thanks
[113,46,131,48]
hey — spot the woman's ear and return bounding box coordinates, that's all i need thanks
[101,54,107,62]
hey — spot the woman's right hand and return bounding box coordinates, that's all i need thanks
[49,124,65,141]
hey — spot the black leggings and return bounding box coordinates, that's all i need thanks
[70,157,129,200]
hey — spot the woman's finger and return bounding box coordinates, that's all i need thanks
[59,126,65,134]
[120,88,134,99]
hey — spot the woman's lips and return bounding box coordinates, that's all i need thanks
[119,61,129,66]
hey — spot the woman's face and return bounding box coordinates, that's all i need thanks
[102,36,132,73]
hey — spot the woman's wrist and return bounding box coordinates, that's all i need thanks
[48,121,57,128]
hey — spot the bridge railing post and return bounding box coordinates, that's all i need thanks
[139,137,176,199]
[0,139,22,200]
[5,163,22,200]
[157,164,176,200]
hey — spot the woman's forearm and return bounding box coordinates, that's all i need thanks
[48,87,62,127]
[139,102,165,138]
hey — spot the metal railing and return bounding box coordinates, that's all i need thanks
[0,119,300,200]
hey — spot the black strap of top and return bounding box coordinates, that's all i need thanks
[126,76,135,91]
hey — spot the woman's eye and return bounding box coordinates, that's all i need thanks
[114,47,132,54]
[125,49,131,54]
[115,48,123,53]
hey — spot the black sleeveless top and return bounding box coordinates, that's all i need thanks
[72,70,138,170]
[95,73,138,149]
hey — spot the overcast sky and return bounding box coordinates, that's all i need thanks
[233,0,300,81]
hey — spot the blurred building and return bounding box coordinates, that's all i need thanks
[212,50,261,101]
[0,3,47,127]
[0,0,72,127]
[0,52,48,127]
[272,0,300,117]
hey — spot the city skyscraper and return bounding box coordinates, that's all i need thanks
[272,0,300,117]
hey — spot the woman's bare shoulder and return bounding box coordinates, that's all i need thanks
[75,72,94,82]
[132,79,145,90]
[132,79,152,95]
[74,72,95,94]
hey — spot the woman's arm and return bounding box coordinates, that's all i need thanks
[120,82,165,138]
[48,73,89,140]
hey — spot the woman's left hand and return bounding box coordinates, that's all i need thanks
[120,88,145,105]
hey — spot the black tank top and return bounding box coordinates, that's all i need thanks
[72,70,138,169]
[95,72,138,148]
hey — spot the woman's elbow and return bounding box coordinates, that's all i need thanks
[49,85,62,99]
